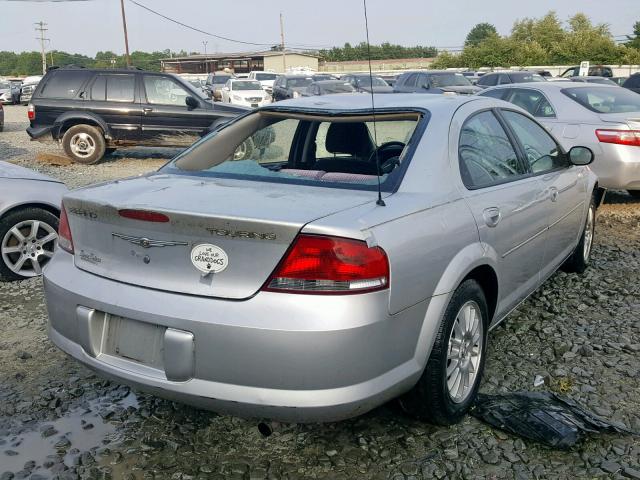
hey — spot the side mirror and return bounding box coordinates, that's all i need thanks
[185,96,199,110]
[568,146,594,166]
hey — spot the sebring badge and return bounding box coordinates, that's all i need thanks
[191,244,228,274]
[112,233,188,248]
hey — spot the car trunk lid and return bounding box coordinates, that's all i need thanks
[63,174,381,299]
[597,112,640,129]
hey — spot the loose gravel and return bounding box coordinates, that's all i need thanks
[1,105,639,479]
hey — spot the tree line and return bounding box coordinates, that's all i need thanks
[317,42,438,62]
[433,13,640,69]
[0,50,192,76]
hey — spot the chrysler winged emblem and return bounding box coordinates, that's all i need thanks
[112,233,188,248]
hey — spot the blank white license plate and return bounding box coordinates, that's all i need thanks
[104,315,165,369]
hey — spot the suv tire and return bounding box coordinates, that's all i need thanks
[62,124,106,164]
[399,279,489,425]
[562,195,596,274]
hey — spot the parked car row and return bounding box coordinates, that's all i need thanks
[0,77,41,105]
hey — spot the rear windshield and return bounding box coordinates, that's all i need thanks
[562,87,640,113]
[356,76,388,87]
[254,73,277,81]
[211,76,231,85]
[286,78,313,88]
[429,73,472,87]
[320,82,355,94]
[164,111,424,192]
[233,81,263,91]
[513,73,545,82]
[38,70,92,99]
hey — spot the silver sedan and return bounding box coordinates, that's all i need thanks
[478,82,640,197]
[43,94,598,424]
[1,162,66,280]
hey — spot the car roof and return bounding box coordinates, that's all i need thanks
[263,92,482,114]
[483,81,618,91]
[314,80,349,85]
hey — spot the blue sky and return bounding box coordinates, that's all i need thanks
[1,0,637,55]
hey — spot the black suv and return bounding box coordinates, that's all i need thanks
[27,67,246,164]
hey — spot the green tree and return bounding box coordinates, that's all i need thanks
[625,21,640,49]
[464,23,498,47]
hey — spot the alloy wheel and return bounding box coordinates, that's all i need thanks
[446,300,483,403]
[1,220,57,277]
[70,132,96,159]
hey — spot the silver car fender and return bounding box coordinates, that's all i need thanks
[0,179,66,218]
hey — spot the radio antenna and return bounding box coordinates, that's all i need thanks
[363,0,385,207]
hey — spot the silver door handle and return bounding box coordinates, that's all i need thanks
[549,187,559,202]
[143,107,153,114]
[483,207,501,227]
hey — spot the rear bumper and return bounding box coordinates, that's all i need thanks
[26,126,53,140]
[591,144,640,190]
[43,250,428,422]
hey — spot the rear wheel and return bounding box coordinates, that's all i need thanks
[0,208,59,281]
[62,124,106,164]
[399,279,488,425]
[562,196,596,274]
[628,190,640,199]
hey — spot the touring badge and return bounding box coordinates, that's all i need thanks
[190,244,229,274]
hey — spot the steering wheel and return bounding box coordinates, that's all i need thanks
[368,141,405,174]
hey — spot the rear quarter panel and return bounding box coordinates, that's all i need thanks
[0,179,67,217]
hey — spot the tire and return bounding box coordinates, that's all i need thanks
[562,196,596,274]
[399,279,489,425]
[0,208,59,281]
[628,190,640,199]
[61,124,106,165]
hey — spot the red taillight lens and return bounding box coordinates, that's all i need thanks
[58,203,74,253]
[27,104,35,121]
[595,129,640,147]
[118,209,170,223]
[264,234,389,294]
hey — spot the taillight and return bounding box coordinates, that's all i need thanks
[27,104,35,121]
[118,209,170,223]
[263,234,389,294]
[58,203,74,253]
[595,129,640,147]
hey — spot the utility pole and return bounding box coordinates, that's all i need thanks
[202,41,208,73]
[119,0,131,67]
[280,13,286,73]
[35,21,48,74]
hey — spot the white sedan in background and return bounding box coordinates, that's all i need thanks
[221,80,272,108]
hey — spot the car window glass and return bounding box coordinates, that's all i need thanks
[562,86,640,113]
[39,70,91,99]
[498,74,511,85]
[403,74,418,88]
[479,88,506,100]
[144,76,190,106]
[459,111,525,188]
[90,75,106,101]
[506,89,556,118]
[502,110,567,173]
[478,74,497,86]
[105,75,135,102]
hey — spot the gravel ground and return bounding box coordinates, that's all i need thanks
[1,104,640,480]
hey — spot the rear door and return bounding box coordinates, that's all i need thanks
[139,74,213,147]
[454,106,548,320]
[84,72,142,141]
[500,109,587,278]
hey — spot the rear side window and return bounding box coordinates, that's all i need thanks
[562,87,640,113]
[402,74,418,88]
[90,74,135,102]
[502,110,568,173]
[477,74,497,87]
[506,89,556,118]
[497,74,511,85]
[39,70,91,99]
[459,111,526,189]
[479,88,507,100]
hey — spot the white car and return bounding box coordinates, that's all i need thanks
[247,71,278,95]
[221,79,272,108]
